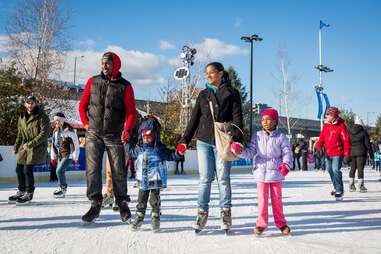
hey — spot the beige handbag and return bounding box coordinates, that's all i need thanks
[209,101,243,161]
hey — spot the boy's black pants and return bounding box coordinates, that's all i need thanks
[136,189,161,215]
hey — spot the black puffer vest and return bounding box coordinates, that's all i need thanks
[88,73,130,135]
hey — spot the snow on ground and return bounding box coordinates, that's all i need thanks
[1,167,381,254]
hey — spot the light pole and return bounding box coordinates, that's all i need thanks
[241,34,262,137]
[73,55,84,85]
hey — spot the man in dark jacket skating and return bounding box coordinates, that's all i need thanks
[79,52,137,223]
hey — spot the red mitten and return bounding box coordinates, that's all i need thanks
[279,163,289,177]
[230,142,243,155]
[177,144,187,155]
[51,159,57,167]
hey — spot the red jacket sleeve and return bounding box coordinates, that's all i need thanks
[122,84,137,141]
[340,124,351,157]
[316,125,326,150]
[78,77,93,127]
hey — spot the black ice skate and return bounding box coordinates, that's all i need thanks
[151,212,160,232]
[131,211,145,231]
[335,192,344,201]
[349,184,356,192]
[53,187,67,198]
[8,191,25,204]
[220,208,232,234]
[82,200,101,224]
[280,225,291,236]
[118,200,132,223]
[194,209,208,234]
[16,192,33,205]
[359,184,367,193]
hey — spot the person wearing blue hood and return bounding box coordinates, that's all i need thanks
[126,115,181,232]
[177,62,243,233]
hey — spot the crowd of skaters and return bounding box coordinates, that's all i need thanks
[6,51,381,235]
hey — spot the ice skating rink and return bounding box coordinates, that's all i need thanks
[1,168,381,254]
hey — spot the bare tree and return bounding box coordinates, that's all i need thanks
[272,47,300,138]
[6,0,70,82]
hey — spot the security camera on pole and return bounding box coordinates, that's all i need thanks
[315,20,333,130]
[173,45,197,133]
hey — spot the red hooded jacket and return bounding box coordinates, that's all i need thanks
[316,118,351,157]
[78,52,137,141]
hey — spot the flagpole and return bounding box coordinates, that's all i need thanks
[319,28,323,130]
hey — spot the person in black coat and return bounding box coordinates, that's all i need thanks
[177,62,243,232]
[348,117,373,192]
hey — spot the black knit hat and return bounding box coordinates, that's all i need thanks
[102,52,114,62]
[25,95,37,103]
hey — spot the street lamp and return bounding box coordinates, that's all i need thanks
[73,55,84,85]
[241,34,262,137]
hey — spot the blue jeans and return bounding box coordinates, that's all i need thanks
[57,157,72,189]
[196,140,232,211]
[325,156,343,193]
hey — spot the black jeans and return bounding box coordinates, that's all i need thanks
[136,189,161,215]
[292,156,301,170]
[349,156,366,179]
[16,164,35,193]
[85,130,128,204]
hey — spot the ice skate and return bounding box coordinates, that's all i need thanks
[8,191,25,204]
[15,192,33,205]
[118,200,132,223]
[280,225,291,236]
[255,226,265,236]
[101,194,114,209]
[82,200,101,224]
[349,184,356,192]
[335,192,344,201]
[131,211,145,231]
[53,187,67,198]
[193,209,208,234]
[220,208,232,235]
[359,184,367,193]
[151,212,160,232]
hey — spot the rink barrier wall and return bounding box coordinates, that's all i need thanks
[0,145,253,183]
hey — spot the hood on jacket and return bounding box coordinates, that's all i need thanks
[102,52,121,79]
[350,124,364,135]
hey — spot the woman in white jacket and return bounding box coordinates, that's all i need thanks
[51,113,80,198]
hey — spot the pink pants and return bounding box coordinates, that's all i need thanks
[256,181,287,229]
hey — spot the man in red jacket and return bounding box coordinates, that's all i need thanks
[316,106,351,201]
[79,52,137,223]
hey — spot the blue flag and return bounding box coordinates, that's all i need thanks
[320,20,330,29]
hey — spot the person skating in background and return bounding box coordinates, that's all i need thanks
[291,141,301,170]
[232,108,292,236]
[177,62,243,234]
[126,115,181,232]
[315,107,351,201]
[313,141,326,171]
[78,52,137,223]
[348,117,373,193]
[51,113,80,198]
[9,95,50,205]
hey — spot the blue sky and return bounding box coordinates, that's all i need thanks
[0,0,380,124]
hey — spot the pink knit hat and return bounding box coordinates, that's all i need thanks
[261,108,279,124]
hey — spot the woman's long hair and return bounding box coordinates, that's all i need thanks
[205,62,230,84]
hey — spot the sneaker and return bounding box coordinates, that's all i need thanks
[359,184,367,193]
[101,194,114,209]
[151,212,160,232]
[280,225,291,235]
[220,208,232,230]
[82,200,101,223]
[8,191,25,204]
[131,211,145,231]
[118,200,132,223]
[53,187,67,198]
[16,192,33,205]
[349,184,356,192]
[255,226,265,236]
[193,209,208,233]
[335,192,344,201]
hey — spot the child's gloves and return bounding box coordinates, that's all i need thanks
[230,142,243,155]
[51,159,57,167]
[177,143,187,155]
[279,163,289,177]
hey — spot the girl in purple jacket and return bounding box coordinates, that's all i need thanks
[232,108,293,236]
